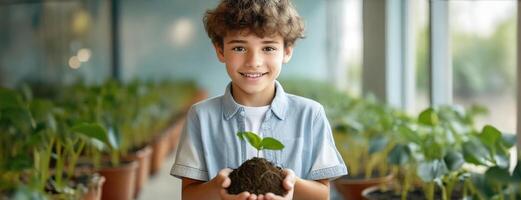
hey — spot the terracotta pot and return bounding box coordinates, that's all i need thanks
[334,174,394,200]
[126,145,153,198]
[82,175,106,200]
[150,132,170,175]
[98,161,138,200]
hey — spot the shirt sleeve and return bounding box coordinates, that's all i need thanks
[308,105,348,180]
[170,107,209,181]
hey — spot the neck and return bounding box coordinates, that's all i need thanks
[231,83,275,107]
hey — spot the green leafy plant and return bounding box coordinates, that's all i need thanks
[387,106,489,200]
[236,131,284,157]
[1,79,200,198]
[462,125,518,200]
[0,87,108,198]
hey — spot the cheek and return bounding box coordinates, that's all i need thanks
[225,64,237,75]
[267,57,284,71]
[224,54,244,65]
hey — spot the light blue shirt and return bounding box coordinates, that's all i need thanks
[171,81,347,181]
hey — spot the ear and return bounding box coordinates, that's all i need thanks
[213,43,225,63]
[282,46,294,64]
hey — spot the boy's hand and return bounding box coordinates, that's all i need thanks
[216,168,257,200]
[258,169,297,200]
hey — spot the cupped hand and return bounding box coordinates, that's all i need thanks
[258,168,297,200]
[216,168,257,200]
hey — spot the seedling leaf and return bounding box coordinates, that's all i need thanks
[237,131,262,150]
[260,137,285,150]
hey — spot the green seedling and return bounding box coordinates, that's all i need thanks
[237,131,284,157]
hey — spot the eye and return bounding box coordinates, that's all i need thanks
[232,47,246,52]
[263,47,277,52]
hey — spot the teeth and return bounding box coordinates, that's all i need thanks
[241,73,265,78]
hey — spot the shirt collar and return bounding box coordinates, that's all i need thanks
[222,80,288,121]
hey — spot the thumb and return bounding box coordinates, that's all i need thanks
[217,168,233,188]
[222,176,231,188]
[282,169,296,190]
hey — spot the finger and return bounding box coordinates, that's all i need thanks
[237,191,251,200]
[221,177,231,188]
[282,170,296,190]
[257,194,264,200]
[284,169,296,180]
[265,193,276,200]
[219,168,233,177]
[283,178,296,191]
[248,193,257,200]
[283,179,293,191]
[218,168,233,188]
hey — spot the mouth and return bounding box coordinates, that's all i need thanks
[239,72,268,78]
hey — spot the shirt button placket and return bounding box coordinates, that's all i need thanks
[262,111,275,164]
[238,108,246,162]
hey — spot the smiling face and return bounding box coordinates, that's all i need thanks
[214,31,293,106]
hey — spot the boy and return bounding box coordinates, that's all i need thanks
[171,0,347,199]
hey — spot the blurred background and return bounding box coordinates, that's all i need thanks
[1,0,517,133]
[0,0,519,200]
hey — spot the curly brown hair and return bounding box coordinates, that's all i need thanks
[203,0,305,47]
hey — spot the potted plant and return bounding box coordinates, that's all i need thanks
[363,106,498,200]
[0,87,44,198]
[462,124,517,199]
[57,81,137,200]
[227,131,286,196]
[332,96,407,200]
[0,87,106,200]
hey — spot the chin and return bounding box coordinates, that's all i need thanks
[233,80,273,94]
[241,86,264,95]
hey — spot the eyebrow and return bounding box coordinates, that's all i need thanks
[226,40,280,44]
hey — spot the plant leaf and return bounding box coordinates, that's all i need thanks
[398,124,421,144]
[418,108,439,126]
[462,138,490,166]
[0,88,23,109]
[71,123,110,148]
[236,132,245,140]
[368,136,388,154]
[500,133,516,149]
[493,154,510,169]
[479,125,501,148]
[444,150,464,171]
[237,131,262,150]
[485,166,511,183]
[388,144,410,165]
[417,159,448,182]
[260,137,284,150]
[107,126,121,150]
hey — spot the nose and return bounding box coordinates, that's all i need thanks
[245,51,262,68]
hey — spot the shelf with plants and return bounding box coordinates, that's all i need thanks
[0,79,201,200]
[282,79,520,200]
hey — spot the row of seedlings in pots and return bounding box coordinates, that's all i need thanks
[0,79,199,200]
[0,86,106,199]
[282,79,520,200]
[373,105,519,200]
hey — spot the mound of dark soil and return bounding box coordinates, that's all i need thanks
[227,157,286,196]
